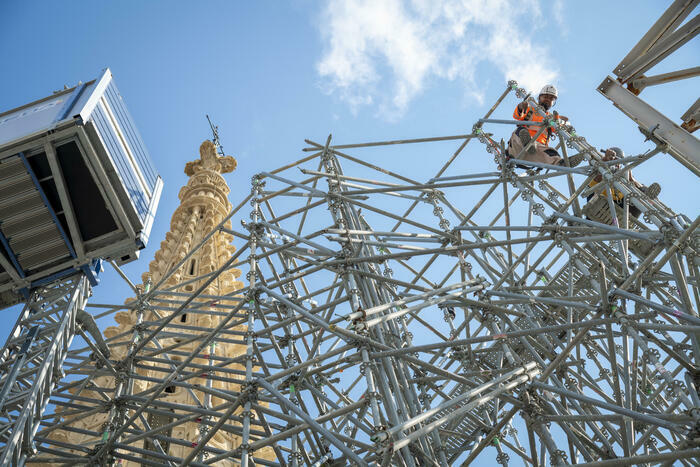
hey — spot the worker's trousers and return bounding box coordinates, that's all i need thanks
[507,127,561,165]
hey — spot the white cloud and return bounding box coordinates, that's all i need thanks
[316,0,561,118]
[553,0,568,36]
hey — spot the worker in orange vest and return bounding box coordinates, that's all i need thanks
[506,85,584,168]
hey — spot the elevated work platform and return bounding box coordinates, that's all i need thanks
[0,69,162,308]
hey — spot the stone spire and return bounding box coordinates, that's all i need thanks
[141,140,240,295]
[47,141,273,465]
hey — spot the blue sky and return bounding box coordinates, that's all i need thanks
[0,0,698,339]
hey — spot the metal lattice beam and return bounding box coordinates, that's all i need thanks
[0,275,91,466]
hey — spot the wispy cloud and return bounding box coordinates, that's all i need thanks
[553,0,568,37]
[316,0,560,118]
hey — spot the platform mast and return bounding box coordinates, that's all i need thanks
[0,69,162,465]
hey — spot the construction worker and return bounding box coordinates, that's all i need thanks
[587,147,661,218]
[506,85,584,168]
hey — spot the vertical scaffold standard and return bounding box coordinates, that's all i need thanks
[21,81,700,466]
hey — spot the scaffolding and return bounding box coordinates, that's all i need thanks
[11,76,698,466]
[1,1,699,462]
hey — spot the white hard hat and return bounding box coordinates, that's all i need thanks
[609,147,624,158]
[539,84,558,98]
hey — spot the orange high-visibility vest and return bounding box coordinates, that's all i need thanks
[513,104,551,145]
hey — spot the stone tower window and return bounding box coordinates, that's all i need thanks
[188,259,197,276]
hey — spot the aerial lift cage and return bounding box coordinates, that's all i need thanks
[0,68,162,309]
